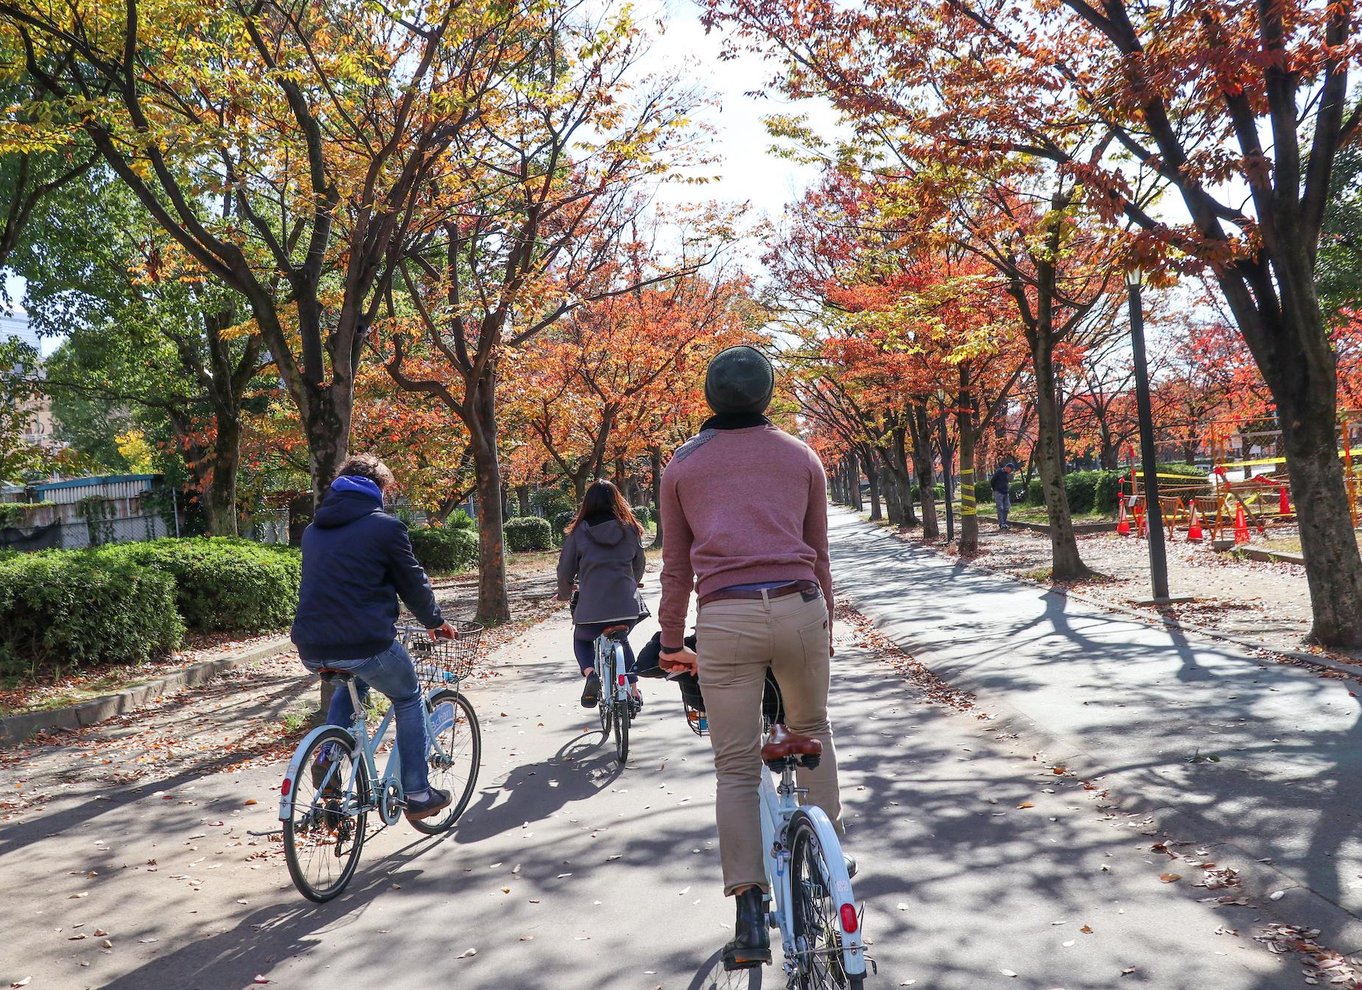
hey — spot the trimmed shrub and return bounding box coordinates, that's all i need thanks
[974,480,994,505]
[631,504,651,526]
[505,516,552,552]
[0,551,184,676]
[446,509,475,530]
[409,526,479,573]
[1027,477,1045,505]
[552,510,575,535]
[1093,470,1124,513]
[1161,462,1210,478]
[109,538,302,632]
[1062,471,1098,514]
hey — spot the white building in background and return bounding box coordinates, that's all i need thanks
[1,311,54,447]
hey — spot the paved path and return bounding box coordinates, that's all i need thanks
[0,555,1306,989]
[828,508,1362,957]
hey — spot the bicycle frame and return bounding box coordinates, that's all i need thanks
[758,762,867,984]
[278,679,450,821]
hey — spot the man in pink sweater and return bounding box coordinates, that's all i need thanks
[658,344,845,971]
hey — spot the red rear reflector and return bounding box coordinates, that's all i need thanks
[618,674,626,685]
[840,903,858,933]
[280,778,292,797]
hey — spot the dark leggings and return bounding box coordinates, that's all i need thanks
[574,623,638,684]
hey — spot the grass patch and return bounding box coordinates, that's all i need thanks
[1022,567,1054,582]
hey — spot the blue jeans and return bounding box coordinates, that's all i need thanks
[573,623,637,683]
[994,491,1010,527]
[305,641,430,795]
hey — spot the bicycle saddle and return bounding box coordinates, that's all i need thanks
[316,669,354,681]
[602,624,631,640]
[761,724,822,769]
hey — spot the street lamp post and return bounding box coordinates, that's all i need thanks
[1126,266,1170,601]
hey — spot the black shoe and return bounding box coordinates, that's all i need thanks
[722,887,771,971]
[580,671,600,708]
[404,787,452,822]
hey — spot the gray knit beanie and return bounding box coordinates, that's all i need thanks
[704,345,774,415]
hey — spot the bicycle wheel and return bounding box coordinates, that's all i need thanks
[283,727,368,902]
[613,697,629,764]
[411,689,481,835]
[789,812,863,989]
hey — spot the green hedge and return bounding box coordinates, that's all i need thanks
[410,526,479,573]
[0,551,184,676]
[631,504,651,525]
[447,509,475,530]
[108,538,302,632]
[1021,471,1125,513]
[505,516,552,552]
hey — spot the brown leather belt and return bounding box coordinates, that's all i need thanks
[698,580,820,608]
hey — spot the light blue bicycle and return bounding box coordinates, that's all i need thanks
[593,623,638,765]
[278,623,483,901]
[754,724,868,988]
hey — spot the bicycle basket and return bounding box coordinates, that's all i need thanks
[401,621,484,691]
[683,699,709,736]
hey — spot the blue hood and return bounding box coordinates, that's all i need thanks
[315,475,383,528]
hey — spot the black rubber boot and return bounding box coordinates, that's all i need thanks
[722,887,771,970]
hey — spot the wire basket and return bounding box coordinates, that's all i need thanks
[683,700,709,736]
[401,621,484,691]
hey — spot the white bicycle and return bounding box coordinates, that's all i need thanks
[754,724,869,988]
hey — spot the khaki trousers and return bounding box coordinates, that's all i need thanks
[696,590,843,895]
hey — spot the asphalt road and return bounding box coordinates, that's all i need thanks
[0,574,1298,989]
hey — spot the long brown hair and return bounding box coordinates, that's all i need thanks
[566,480,644,539]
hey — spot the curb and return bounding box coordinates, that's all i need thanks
[1006,519,1113,536]
[0,635,294,749]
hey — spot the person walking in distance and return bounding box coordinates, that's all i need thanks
[990,461,1018,531]
[657,344,847,971]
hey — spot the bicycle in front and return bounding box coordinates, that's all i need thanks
[278,622,483,901]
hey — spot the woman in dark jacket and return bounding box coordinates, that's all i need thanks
[557,480,647,708]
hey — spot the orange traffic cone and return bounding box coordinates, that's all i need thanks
[1234,503,1250,544]
[1279,485,1291,516]
[1116,500,1131,536]
[1187,504,1203,542]
[1134,500,1147,538]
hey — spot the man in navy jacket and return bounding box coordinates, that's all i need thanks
[291,453,455,823]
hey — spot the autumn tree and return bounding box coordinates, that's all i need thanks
[13,171,270,533]
[1,0,541,505]
[382,7,723,622]
[714,0,1362,641]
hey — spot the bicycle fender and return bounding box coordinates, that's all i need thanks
[795,805,869,977]
[278,725,352,820]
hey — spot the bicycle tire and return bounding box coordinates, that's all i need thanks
[410,689,481,835]
[613,697,629,764]
[789,811,864,989]
[283,726,368,902]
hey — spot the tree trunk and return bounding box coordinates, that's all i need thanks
[958,367,978,554]
[301,382,353,510]
[516,484,531,517]
[650,445,664,550]
[1027,303,1088,581]
[864,447,883,522]
[909,404,939,539]
[849,452,863,511]
[470,373,510,625]
[203,415,241,537]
